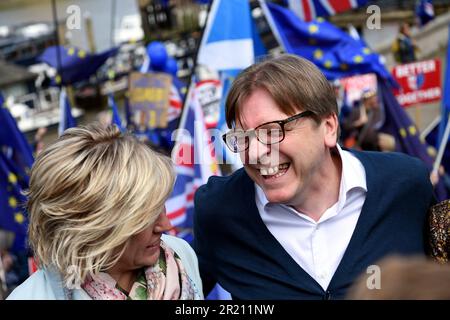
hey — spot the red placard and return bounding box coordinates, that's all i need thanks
[392,59,442,107]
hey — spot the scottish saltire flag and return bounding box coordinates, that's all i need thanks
[263,2,397,86]
[197,0,267,169]
[287,0,368,21]
[166,81,220,229]
[197,0,255,73]
[108,94,125,132]
[39,46,118,85]
[58,88,77,136]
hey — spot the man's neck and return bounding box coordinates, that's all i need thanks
[291,148,342,222]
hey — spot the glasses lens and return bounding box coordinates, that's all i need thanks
[225,130,247,152]
[256,123,283,145]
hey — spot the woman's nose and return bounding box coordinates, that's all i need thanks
[154,211,173,233]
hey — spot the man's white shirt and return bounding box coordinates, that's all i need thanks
[255,145,367,290]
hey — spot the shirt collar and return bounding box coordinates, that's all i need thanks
[255,144,367,212]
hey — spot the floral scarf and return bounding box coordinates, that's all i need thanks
[81,241,201,300]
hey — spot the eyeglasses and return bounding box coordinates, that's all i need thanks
[222,110,315,153]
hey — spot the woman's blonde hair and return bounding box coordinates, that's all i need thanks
[26,123,175,287]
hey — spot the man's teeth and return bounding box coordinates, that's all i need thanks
[260,164,289,176]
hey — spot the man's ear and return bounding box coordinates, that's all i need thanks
[324,113,339,148]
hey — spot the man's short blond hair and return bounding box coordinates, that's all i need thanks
[26,124,175,287]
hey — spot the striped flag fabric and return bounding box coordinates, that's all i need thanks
[166,81,220,230]
[287,0,368,22]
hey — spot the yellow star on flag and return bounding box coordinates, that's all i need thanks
[9,196,17,208]
[363,47,371,55]
[313,49,323,60]
[15,212,25,224]
[67,47,75,56]
[399,128,407,138]
[316,17,324,23]
[78,50,86,58]
[408,126,417,136]
[353,55,363,63]
[324,60,333,69]
[308,24,319,34]
[8,172,17,184]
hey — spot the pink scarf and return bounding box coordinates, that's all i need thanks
[82,241,201,300]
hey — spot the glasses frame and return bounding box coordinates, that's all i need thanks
[222,110,315,153]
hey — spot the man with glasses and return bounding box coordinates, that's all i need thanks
[193,55,434,299]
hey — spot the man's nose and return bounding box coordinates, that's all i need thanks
[245,135,271,165]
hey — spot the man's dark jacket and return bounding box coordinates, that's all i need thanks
[193,151,434,299]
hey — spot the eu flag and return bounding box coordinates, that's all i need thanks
[264,2,397,86]
[0,152,28,253]
[378,78,448,200]
[0,93,34,183]
[0,94,32,252]
[416,0,435,27]
[39,46,118,85]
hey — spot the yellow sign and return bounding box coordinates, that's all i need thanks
[128,72,172,129]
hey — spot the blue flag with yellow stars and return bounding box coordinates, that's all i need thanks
[378,78,448,201]
[265,2,397,87]
[0,93,34,184]
[0,152,28,252]
[39,45,118,85]
[0,93,32,252]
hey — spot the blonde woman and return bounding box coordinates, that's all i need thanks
[8,124,203,300]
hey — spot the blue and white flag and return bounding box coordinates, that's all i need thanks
[58,87,77,136]
[416,0,435,27]
[197,0,267,170]
[197,0,255,73]
[108,93,125,132]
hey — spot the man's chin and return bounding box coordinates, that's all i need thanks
[262,189,294,204]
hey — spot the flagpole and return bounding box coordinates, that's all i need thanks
[258,0,287,53]
[420,115,441,141]
[110,0,117,48]
[432,113,450,175]
[173,0,214,137]
[51,0,62,82]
